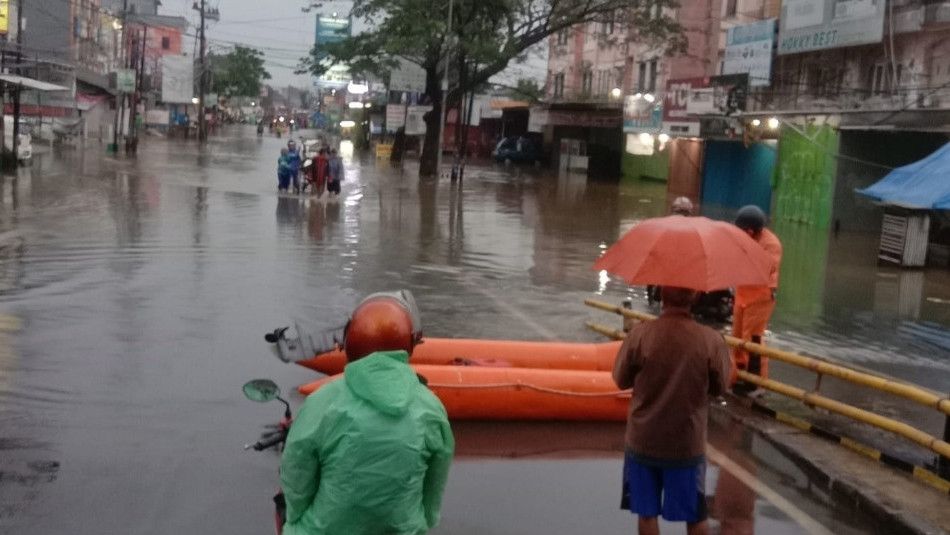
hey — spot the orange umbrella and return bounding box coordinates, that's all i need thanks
[593,215,771,292]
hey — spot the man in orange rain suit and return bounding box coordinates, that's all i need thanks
[731,205,782,392]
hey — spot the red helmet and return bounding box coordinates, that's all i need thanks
[344,296,417,361]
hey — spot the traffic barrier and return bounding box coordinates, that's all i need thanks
[584,298,950,479]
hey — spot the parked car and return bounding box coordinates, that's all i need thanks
[3,116,32,162]
[493,136,541,165]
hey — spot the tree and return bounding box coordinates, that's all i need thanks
[210,46,272,98]
[300,0,686,177]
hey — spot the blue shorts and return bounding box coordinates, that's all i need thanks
[620,453,707,523]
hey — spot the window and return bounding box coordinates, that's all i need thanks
[725,0,738,17]
[582,71,593,94]
[650,1,662,20]
[554,73,565,98]
[638,60,658,92]
[600,11,615,34]
[557,29,569,46]
[161,36,171,50]
[868,63,895,96]
[648,60,657,92]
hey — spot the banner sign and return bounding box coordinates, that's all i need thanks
[405,105,431,135]
[778,0,885,55]
[723,19,775,86]
[624,96,662,133]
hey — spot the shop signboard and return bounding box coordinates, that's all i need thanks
[115,69,136,93]
[778,0,885,55]
[624,95,662,133]
[723,19,776,86]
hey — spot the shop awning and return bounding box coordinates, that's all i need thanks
[857,142,950,209]
[0,74,70,92]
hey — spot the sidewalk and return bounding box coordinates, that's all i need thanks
[714,397,950,535]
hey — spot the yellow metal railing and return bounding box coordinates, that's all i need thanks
[584,299,950,416]
[584,298,950,464]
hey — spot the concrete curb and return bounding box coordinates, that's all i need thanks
[714,397,950,535]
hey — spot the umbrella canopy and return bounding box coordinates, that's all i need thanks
[593,215,772,292]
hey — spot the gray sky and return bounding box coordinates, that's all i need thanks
[160,0,547,89]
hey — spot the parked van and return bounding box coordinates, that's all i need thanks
[3,116,32,162]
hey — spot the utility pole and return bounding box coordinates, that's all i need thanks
[12,0,23,162]
[197,0,207,142]
[112,0,128,153]
[434,0,453,177]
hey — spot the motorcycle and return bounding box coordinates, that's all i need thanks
[242,379,293,535]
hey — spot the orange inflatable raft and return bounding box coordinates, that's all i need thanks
[298,364,630,422]
[296,338,623,375]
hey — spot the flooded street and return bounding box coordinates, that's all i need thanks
[0,127,945,534]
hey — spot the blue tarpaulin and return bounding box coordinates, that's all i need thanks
[857,142,950,209]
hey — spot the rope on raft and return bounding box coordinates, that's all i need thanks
[426,381,631,398]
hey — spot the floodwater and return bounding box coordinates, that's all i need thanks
[0,126,943,534]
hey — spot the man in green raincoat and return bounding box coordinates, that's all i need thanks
[280,293,454,535]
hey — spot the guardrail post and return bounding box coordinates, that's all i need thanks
[622,300,633,333]
[940,408,950,479]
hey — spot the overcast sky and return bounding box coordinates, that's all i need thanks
[160,0,547,89]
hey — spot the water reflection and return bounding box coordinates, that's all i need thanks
[0,128,935,534]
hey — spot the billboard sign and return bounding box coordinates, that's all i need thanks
[664,78,707,122]
[723,19,775,86]
[389,59,427,93]
[778,0,885,55]
[315,16,350,52]
[161,55,194,104]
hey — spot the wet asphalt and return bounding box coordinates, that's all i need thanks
[0,126,946,534]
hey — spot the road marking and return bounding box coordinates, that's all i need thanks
[464,283,559,340]
[707,445,835,535]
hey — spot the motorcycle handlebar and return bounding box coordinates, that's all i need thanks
[246,432,286,451]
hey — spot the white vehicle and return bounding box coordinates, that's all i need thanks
[3,115,32,162]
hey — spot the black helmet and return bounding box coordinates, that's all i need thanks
[734,205,766,233]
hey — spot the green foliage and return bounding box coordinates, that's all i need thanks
[299,0,687,104]
[500,78,543,102]
[210,46,272,98]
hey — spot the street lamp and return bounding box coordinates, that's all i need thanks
[191,97,199,105]
[610,87,622,99]
[643,93,656,103]
[751,119,761,127]
[340,120,356,128]
[768,117,780,129]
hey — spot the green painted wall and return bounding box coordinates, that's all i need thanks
[622,150,669,182]
[772,124,839,229]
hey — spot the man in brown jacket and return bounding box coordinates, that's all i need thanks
[613,286,731,535]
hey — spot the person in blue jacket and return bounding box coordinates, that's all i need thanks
[277,148,293,192]
[286,140,302,193]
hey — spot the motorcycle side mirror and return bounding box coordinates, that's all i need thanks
[243,379,281,403]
